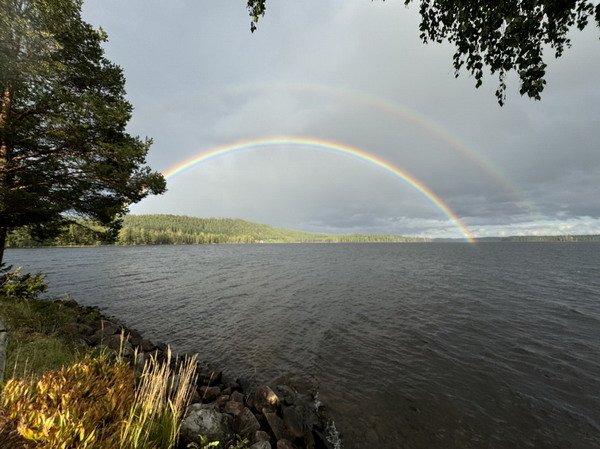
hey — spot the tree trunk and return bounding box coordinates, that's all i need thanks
[0,227,6,266]
[1,84,14,267]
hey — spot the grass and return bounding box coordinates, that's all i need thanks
[0,295,90,377]
[0,295,199,449]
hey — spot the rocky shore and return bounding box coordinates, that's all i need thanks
[55,298,338,449]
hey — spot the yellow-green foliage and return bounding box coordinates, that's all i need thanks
[2,353,135,448]
[1,351,198,449]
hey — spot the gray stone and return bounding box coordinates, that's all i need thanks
[180,403,233,444]
[223,400,245,416]
[248,385,280,412]
[235,407,261,437]
[139,339,156,352]
[105,334,133,357]
[276,385,297,406]
[199,385,221,402]
[250,442,272,449]
[263,411,286,440]
[282,406,304,439]
[277,439,294,449]
[230,390,245,403]
[98,320,121,336]
[253,430,271,443]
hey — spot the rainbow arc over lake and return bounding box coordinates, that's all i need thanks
[163,137,476,243]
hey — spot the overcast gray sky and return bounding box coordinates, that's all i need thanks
[83,0,600,239]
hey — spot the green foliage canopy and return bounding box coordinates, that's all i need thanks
[0,0,166,261]
[247,0,600,104]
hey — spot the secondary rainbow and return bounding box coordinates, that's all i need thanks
[163,137,476,243]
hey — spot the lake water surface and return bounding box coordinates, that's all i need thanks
[5,243,600,449]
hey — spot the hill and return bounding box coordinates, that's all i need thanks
[6,214,428,247]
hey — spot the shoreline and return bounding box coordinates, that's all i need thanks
[6,296,339,449]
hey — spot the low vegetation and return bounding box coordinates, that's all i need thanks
[0,268,199,449]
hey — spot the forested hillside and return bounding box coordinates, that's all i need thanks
[6,214,428,247]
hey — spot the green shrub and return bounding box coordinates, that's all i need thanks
[0,264,47,300]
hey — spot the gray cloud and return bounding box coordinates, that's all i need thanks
[84,0,600,237]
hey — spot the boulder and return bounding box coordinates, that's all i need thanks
[275,385,297,406]
[105,334,133,357]
[250,442,272,449]
[97,320,121,336]
[251,441,272,449]
[180,403,233,444]
[139,339,156,352]
[282,406,304,439]
[263,411,285,440]
[248,385,280,412]
[199,386,221,402]
[216,394,230,410]
[235,407,261,437]
[230,391,245,403]
[253,430,271,443]
[223,400,245,416]
[313,429,335,449]
[203,369,222,385]
[277,439,294,449]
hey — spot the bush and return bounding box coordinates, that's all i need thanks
[0,264,47,299]
[0,349,198,449]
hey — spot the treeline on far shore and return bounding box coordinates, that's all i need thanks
[6,214,429,247]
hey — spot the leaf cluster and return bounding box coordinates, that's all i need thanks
[0,0,165,239]
[246,0,600,104]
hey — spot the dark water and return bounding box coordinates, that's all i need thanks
[5,243,600,449]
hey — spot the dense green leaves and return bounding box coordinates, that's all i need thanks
[0,0,166,262]
[246,0,600,104]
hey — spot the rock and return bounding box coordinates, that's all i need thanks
[198,386,221,402]
[282,406,304,439]
[223,400,245,416]
[180,403,233,444]
[97,320,121,336]
[199,386,221,402]
[105,334,133,357]
[190,389,202,404]
[222,387,232,396]
[263,411,285,440]
[253,430,271,443]
[84,331,103,346]
[203,369,222,385]
[230,390,244,403]
[139,339,156,352]
[127,329,144,347]
[235,407,261,437]
[216,394,230,410]
[250,442,272,449]
[248,385,280,412]
[277,439,294,449]
[313,430,335,449]
[276,385,297,406]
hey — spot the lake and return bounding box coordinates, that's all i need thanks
[5,243,600,449]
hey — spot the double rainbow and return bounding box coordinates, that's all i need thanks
[163,137,476,243]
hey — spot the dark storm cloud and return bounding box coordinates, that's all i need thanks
[84,0,600,237]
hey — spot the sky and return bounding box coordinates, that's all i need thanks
[82,0,600,239]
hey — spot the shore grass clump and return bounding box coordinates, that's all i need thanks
[0,349,198,449]
[0,295,87,376]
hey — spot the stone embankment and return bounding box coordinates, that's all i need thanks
[56,299,337,449]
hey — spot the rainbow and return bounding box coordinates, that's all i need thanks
[229,81,534,213]
[163,137,476,243]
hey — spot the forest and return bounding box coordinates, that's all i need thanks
[5,214,429,247]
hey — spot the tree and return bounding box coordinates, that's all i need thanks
[246,0,600,105]
[0,0,166,264]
